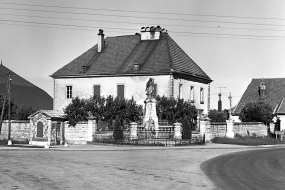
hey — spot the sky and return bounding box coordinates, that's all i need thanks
[1,0,285,110]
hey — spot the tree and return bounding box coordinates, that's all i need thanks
[15,106,35,120]
[208,109,228,122]
[182,115,192,139]
[0,95,18,120]
[113,115,123,140]
[64,95,143,126]
[156,95,197,124]
[239,102,273,125]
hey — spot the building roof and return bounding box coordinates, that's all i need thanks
[51,31,212,83]
[0,64,53,110]
[28,109,65,120]
[233,78,285,115]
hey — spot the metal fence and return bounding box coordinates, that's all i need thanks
[93,130,204,146]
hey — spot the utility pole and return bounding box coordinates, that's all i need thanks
[0,63,9,134]
[7,72,12,145]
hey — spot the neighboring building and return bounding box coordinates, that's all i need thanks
[51,26,212,114]
[233,78,285,130]
[0,63,53,110]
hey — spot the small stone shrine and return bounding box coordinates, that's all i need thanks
[28,110,66,146]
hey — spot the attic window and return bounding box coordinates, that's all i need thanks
[258,81,266,98]
[81,65,89,73]
[134,64,139,72]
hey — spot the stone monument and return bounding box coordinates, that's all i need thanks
[143,78,159,132]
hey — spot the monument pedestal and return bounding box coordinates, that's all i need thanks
[143,98,159,131]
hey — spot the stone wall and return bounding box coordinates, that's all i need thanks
[64,122,88,144]
[209,122,267,139]
[209,122,227,139]
[234,122,267,136]
[0,120,30,141]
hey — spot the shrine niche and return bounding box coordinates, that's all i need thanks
[28,110,66,146]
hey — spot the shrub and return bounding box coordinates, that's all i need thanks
[182,116,192,139]
[113,115,123,140]
[239,102,273,125]
[208,109,228,122]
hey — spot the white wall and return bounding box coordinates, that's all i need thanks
[54,75,210,114]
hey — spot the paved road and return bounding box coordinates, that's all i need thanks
[201,148,285,190]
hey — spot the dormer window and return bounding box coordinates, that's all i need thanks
[258,81,266,98]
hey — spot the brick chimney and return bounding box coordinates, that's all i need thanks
[140,26,162,40]
[97,29,105,52]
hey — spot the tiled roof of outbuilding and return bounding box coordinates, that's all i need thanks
[51,32,211,82]
[233,78,285,115]
[0,64,53,110]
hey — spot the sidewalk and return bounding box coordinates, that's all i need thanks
[1,142,284,151]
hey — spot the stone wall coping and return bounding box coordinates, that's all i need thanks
[2,120,30,123]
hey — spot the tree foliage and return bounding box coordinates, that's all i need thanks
[0,95,35,120]
[113,115,123,140]
[208,109,228,122]
[156,95,197,124]
[64,95,143,126]
[182,116,192,139]
[239,102,273,125]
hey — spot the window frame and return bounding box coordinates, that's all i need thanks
[200,87,204,104]
[179,83,183,99]
[190,86,195,103]
[66,85,73,99]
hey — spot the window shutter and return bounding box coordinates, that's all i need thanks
[153,84,157,98]
[117,85,124,99]
[94,85,100,97]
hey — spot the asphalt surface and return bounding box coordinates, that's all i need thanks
[201,147,285,190]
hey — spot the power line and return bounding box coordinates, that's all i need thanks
[2,2,285,22]
[1,6,285,28]
[3,12,285,33]
[2,18,285,38]
[2,20,285,41]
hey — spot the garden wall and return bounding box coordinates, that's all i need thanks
[0,120,30,141]
[64,122,88,144]
[210,122,267,139]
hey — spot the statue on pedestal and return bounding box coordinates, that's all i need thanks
[146,78,155,100]
[143,78,159,133]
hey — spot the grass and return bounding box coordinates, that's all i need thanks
[212,135,285,146]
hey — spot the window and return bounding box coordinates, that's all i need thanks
[200,87,204,104]
[179,84,183,99]
[190,86,194,103]
[93,85,101,97]
[66,86,72,99]
[117,85,124,99]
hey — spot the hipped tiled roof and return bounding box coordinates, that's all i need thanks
[233,78,285,115]
[0,64,53,110]
[51,32,211,82]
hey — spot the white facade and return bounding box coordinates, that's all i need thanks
[53,75,210,114]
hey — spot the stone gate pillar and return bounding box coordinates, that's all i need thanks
[199,115,211,142]
[174,122,182,139]
[226,119,235,138]
[130,122,138,140]
[87,116,96,142]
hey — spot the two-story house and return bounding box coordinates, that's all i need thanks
[50,26,212,114]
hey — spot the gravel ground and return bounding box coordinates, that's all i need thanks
[0,144,262,190]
